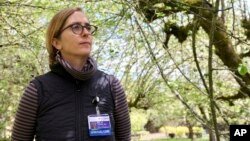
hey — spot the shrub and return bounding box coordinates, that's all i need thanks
[130,109,148,133]
[159,126,203,138]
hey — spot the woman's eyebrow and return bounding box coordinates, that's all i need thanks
[69,22,91,26]
[85,22,90,26]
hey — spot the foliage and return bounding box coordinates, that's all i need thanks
[0,47,42,139]
[1,0,250,140]
[130,108,148,133]
[238,63,248,76]
[159,126,203,138]
[152,139,208,141]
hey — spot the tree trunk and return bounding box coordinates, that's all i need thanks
[203,125,216,141]
[186,121,194,140]
[144,119,161,133]
[208,129,216,141]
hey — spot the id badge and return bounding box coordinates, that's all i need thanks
[88,114,112,136]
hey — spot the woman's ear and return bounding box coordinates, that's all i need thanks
[52,38,62,50]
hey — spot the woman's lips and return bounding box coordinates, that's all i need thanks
[80,42,90,44]
[79,42,91,46]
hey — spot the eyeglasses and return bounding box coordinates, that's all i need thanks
[58,23,98,36]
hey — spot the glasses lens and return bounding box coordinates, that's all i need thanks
[71,24,82,34]
[71,24,97,35]
[85,25,92,32]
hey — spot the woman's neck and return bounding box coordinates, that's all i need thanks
[61,55,88,71]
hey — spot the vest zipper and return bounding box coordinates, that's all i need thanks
[75,79,82,141]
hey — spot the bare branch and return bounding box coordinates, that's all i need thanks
[240,50,250,58]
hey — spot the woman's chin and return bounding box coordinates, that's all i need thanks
[77,51,91,57]
[77,49,91,55]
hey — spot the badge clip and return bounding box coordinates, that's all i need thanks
[92,96,100,115]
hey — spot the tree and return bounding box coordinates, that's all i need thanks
[129,0,250,140]
[1,0,250,140]
[136,0,250,100]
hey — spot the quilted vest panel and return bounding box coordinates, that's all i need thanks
[32,69,115,141]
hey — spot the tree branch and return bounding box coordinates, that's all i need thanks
[136,0,250,100]
[240,50,250,58]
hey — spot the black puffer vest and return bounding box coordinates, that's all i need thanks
[32,64,116,141]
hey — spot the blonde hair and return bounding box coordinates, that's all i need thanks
[46,7,83,65]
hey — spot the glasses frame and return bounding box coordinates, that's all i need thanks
[57,23,98,37]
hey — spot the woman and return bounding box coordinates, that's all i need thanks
[12,7,131,141]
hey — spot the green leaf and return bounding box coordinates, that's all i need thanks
[238,64,248,76]
[156,12,165,18]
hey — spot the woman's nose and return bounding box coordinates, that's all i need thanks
[81,28,91,36]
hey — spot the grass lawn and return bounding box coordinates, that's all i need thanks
[152,139,208,141]
[141,138,208,141]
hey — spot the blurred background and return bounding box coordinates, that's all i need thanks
[1,0,250,141]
